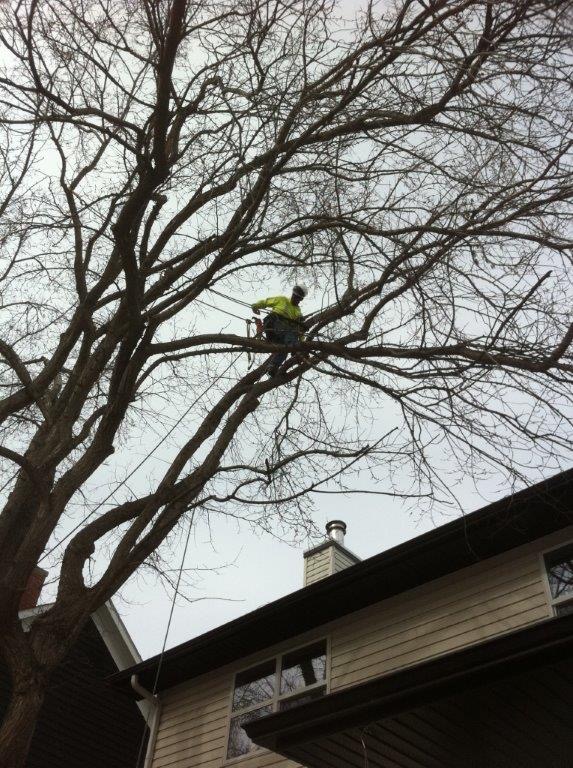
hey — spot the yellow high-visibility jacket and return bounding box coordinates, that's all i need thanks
[252,296,303,323]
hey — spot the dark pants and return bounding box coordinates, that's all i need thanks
[263,314,299,370]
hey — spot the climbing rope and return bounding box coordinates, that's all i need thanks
[41,284,325,563]
[246,315,252,368]
[134,507,196,768]
[206,285,330,338]
[195,297,246,322]
[207,286,254,310]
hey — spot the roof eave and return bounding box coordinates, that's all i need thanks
[245,612,573,753]
[109,468,573,694]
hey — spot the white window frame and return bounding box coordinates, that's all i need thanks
[224,637,330,764]
[540,538,573,617]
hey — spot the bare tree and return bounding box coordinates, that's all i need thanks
[0,0,572,763]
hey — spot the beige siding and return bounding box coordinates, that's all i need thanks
[152,664,300,768]
[332,547,357,574]
[304,548,331,586]
[330,543,550,690]
[151,527,572,768]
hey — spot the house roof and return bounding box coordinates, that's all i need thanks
[91,601,142,669]
[110,468,573,695]
[10,603,147,768]
[21,600,142,671]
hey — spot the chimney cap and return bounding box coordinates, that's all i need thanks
[326,520,347,536]
[326,520,347,545]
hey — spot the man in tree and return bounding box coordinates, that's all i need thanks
[0,1,572,765]
[252,285,308,376]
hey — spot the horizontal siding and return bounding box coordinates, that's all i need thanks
[153,673,231,767]
[304,549,331,586]
[0,619,147,768]
[152,527,572,768]
[152,664,301,768]
[332,547,356,574]
[330,538,554,691]
[154,745,297,768]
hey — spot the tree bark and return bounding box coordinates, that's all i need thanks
[0,637,49,768]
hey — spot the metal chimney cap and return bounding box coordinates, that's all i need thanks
[326,520,347,545]
[326,520,347,536]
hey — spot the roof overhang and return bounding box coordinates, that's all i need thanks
[245,613,573,763]
[91,601,142,669]
[20,600,141,669]
[110,469,573,695]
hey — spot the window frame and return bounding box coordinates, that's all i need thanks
[224,636,330,764]
[540,538,573,617]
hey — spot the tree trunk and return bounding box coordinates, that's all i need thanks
[0,649,48,768]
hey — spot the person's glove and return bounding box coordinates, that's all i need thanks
[252,306,260,315]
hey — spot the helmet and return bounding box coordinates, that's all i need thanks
[292,284,308,298]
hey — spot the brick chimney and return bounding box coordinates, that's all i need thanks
[303,520,360,586]
[19,567,48,611]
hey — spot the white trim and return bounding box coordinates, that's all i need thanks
[131,675,162,768]
[540,535,573,563]
[552,592,573,608]
[18,599,141,668]
[325,633,332,695]
[18,603,52,631]
[91,601,148,720]
[538,551,555,618]
[223,637,330,764]
[539,537,573,617]
[92,600,142,669]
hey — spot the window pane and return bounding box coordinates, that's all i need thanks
[280,641,326,696]
[227,705,272,759]
[232,661,275,712]
[545,545,573,601]
[279,685,326,711]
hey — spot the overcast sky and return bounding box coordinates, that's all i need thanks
[115,448,548,661]
[28,264,562,663]
[99,283,554,661]
[3,0,568,666]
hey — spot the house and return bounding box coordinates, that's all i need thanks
[0,579,148,768]
[111,469,573,768]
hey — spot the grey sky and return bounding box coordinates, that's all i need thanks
[116,464,541,660]
[1,0,570,666]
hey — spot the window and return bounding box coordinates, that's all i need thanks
[226,640,327,760]
[544,542,573,616]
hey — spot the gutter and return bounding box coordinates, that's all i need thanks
[131,675,162,768]
[110,469,573,695]
[245,612,573,752]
